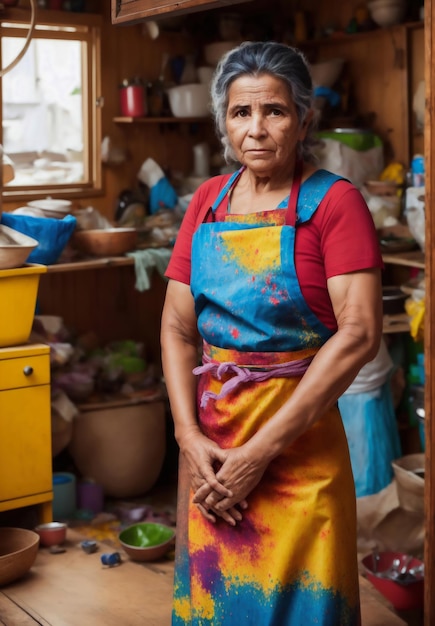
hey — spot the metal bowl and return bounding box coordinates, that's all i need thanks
[362,551,424,611]
[71,228,138,257]
[382,286,407,315]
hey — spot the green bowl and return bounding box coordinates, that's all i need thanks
[119,522,175,562]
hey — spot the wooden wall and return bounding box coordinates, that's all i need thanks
[5,0,425,366]
[37,266,167,371]
[3,0,424,217]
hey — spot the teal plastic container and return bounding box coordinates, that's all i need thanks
[52,472,77,520]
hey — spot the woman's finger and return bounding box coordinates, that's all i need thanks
[195,502,216,523]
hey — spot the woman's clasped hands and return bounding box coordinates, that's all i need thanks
[180,429,267,525]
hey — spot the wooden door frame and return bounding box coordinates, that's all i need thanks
[424,1,434,623]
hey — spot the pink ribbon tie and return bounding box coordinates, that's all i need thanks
[193,356,313,408]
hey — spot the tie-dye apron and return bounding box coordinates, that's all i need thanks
[172,165,361,626]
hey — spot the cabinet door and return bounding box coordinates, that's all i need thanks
[112,0,252,25]
[0,385,52,502]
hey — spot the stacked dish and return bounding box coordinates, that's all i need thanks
[368,0,407,27]
[26,198,73,219]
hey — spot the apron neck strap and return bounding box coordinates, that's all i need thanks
[285,159,303,227]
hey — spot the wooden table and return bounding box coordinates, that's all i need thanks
[0,530,407,625]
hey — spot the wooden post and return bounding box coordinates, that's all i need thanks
[424,1,434,623]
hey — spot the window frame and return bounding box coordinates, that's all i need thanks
[0,8,103,202]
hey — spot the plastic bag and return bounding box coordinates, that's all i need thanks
[405,187,425,251]
[315,131,384,188]
[405,297,425,342]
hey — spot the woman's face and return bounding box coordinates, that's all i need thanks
[225,73,308,176]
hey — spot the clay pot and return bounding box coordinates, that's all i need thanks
[51,412,73,458]
[69,400,166,498]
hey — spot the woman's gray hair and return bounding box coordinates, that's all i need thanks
[210,41,317,163]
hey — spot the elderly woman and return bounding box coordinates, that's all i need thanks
[161,41,383,626]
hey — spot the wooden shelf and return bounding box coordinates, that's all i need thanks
[383,313,410,334]
[300,20,424,48]
[381,251,422,333]
[46,256,135,273]
[113,116,210,124]
[382,250,425,269]
[46,246,172,273]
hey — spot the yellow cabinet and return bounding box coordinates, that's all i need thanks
[0,344,53,523]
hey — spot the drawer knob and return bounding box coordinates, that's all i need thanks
[23,366,34,376]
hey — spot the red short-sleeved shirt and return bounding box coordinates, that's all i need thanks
[166,172,383,331]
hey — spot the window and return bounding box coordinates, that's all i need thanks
[0,12,102,198]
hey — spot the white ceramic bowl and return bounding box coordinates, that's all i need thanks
[0,224,39,270]
[204,41,238,66]
[368,0,407,26]
[166,83,210,118]
[310,58,345,88]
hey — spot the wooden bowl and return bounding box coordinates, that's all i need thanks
[119,522,175,562]
[72,228,138,257]
[365,180,400,196]
[0,527,40,586]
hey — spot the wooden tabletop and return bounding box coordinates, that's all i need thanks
[0,528,408,626]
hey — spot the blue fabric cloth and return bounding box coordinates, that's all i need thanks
[1,213,76,265]
[338,379,402,497]
[314,86,341,108]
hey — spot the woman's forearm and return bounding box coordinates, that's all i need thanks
[161,281,202,446]
[161,329,200,444]
[245,321,380,464]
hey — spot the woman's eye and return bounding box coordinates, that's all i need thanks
[236,109,248,117]
[270,108,283,116]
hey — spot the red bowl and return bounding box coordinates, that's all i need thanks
[361,551,424,611]
[34,522,67,547]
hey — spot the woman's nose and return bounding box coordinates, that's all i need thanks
[248,114,267,137]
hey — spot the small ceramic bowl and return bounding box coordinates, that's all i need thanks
[119,522,175,562]
[34,522,67,547]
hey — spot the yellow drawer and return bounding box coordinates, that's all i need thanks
[0,384,52,501]
[0,353,50,391]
